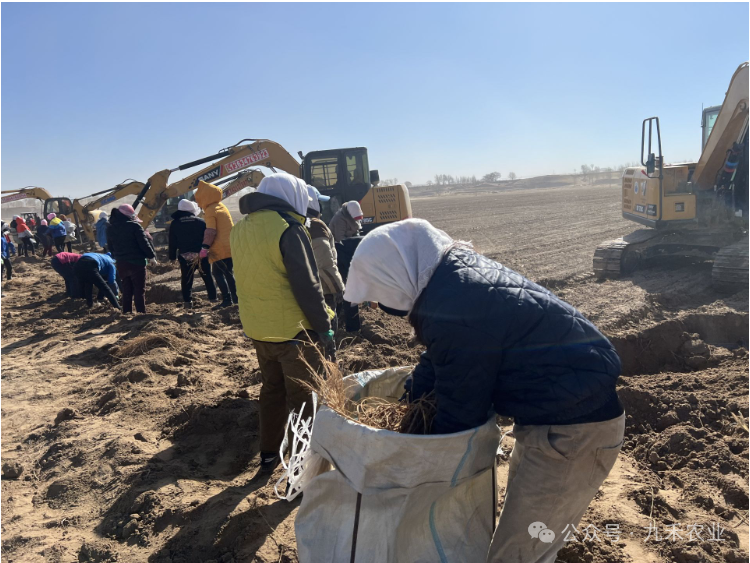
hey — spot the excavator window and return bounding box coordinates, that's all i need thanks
[346,153,368,185]
[702,106,721,150]
[309,156,339,189]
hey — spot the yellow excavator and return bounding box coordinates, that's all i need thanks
[1,186,55,206]
[43,180,147,248]
[594,62,748,289]
[131,139,411,245]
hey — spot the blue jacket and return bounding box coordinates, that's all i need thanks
[95,217,108,249]
[48,220,66,238]
[1,237,9,259]
[409,247,621,434]
[81,252,117,285]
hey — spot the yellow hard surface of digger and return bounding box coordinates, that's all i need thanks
[1,186,54,205]
[131,139,411,244]
[594,63,749,289]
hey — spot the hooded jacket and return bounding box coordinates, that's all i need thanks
[194,181,233,263]
[95,216,109,248]
[328,204,361,243]
[168,209,206,260]
[308,218,345,296]
[107,209,156,264]
[15,217,30,235]
[48,217,66,238]
[232,190,331,341]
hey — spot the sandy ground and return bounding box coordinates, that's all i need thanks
[1,182,748,563]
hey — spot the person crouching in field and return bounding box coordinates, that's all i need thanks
[344,218,624,563]
[306,185,345,333]
[107,205,156,314]
[169,199,217,309]
[231,172,333,473]
[50,252,83,298]
[328,200,363,243]
[73,252,120,310]
[194,181,237,309]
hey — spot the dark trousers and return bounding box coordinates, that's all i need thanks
[253,332,323,453]
[53,236,66,252]
[51,257,82,298]
[40,235,53,257]
[212,257,237,302]
[65,241,72,252]
[1,257,11,280]
[74,257,119,308]
[178,255,217,303]
[117,261,147,313]
[343,300,360,332]
[20,237,35,257]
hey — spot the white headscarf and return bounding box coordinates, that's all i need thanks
[257,172,311,217]
[307,185,321,213]
[344,219,456,311]
[346,201,363,219]
[178,199,199,215]
[99,211,108,220]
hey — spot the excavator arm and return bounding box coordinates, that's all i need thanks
[216,169,266,199]
[1,187,54,204]
[72,180,146,245]
[135,139,301,227]
[692,63,749,190]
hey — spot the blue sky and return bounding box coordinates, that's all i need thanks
[2,3,748,197]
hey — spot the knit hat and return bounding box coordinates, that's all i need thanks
[346,201,364,220]
[118,204,142,222]
[41,220,48,226]
[12,215,20,220]
[47,213,56,221]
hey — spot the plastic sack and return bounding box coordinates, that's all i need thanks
[294,366,501,563]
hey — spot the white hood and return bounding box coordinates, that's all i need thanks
[343,219,457,311]
[257,172,311,217]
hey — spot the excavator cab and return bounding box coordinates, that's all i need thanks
[302,147,375,221]
[44,197,75,218]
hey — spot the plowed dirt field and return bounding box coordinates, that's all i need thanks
[2,182,747,563]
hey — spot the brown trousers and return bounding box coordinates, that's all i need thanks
[487,413,625,562]
[253,332,323,454]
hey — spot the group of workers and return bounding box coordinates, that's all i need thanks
[226,172,623,562]
[2,172,623,561]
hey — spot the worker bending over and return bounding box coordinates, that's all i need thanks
[73,252,120,310]
[231,172,333,473]
[328,201,363,243]
[345,218,624,563]
[50,252,82,298]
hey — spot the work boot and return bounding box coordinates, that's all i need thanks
[231,293,239,305]
[183,301,193,311]
[259,452,280,474]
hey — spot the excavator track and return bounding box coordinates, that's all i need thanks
[712,239,749,290]
[593,229,660,279]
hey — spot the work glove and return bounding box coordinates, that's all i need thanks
[319,329,336,362]
[199,248,209,259]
